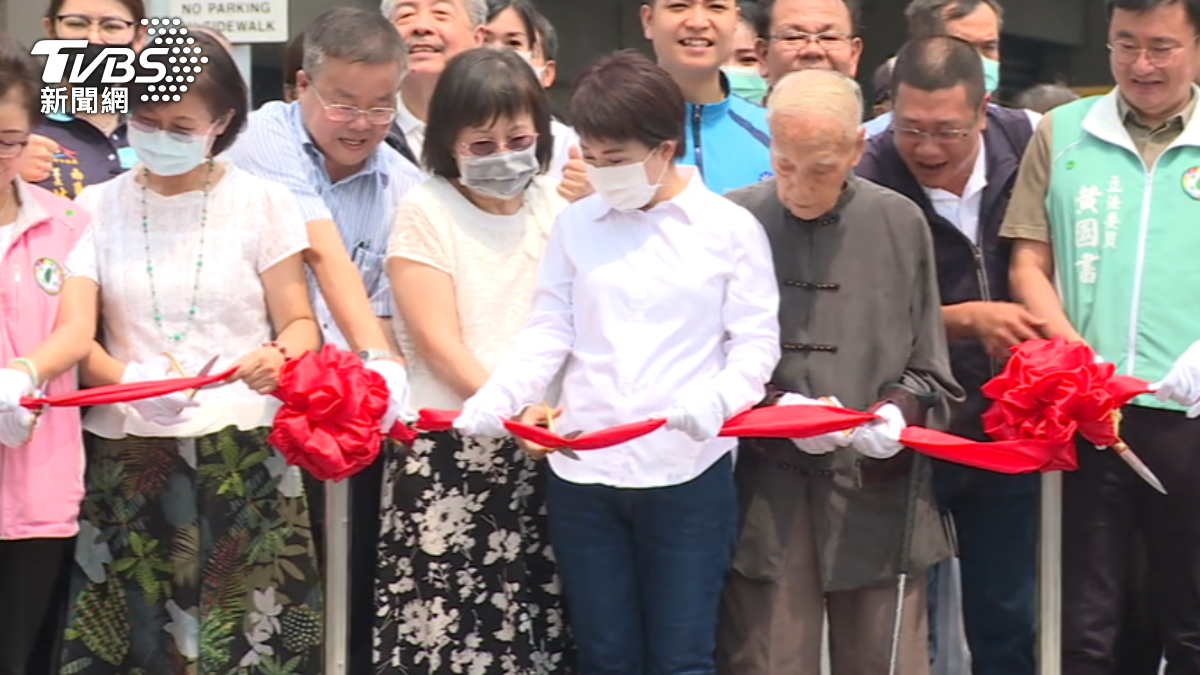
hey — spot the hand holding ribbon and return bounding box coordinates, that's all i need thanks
[1151,339,1200,418]
[0,368,36,446]
[19,365,236,409]
[395,339,1157,482]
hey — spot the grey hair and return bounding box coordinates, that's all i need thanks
[380,0,488,26]
[302,7,408,78]
[768,69,863,139]
[905,0,1004,39]
[1014,82,1079,114]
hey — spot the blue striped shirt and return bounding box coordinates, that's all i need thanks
[223,101,423,346]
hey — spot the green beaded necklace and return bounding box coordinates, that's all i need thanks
[140,160,213,344]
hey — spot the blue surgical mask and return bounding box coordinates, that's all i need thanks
[722,66,769,104]
[127,124,214,177]
[981,55,1000,94]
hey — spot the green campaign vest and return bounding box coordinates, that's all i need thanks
[1046,91,1200,411]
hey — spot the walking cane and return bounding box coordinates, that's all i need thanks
[1038,471,1063,675]
[888,452,926,675]
[324,480,350,675]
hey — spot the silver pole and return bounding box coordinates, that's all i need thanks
[230,44,253,97]
[323,479,350,675]
[1038,471,1062,675]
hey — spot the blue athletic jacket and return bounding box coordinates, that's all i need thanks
[680,75,774,195]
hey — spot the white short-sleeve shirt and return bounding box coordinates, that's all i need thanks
[386,175,565,411]
[68,163,310,439]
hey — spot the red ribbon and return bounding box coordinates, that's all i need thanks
[19,368,237,408]
[403,339,1156,475]
[34,340,1148,480]
[411,404,1066,473]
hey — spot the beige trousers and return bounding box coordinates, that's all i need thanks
[716,478,930,675]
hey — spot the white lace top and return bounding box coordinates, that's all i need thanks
[67,163,310,438]
[387,175,565,411]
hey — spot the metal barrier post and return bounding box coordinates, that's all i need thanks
[1039,471,1062,675]
[323,480,350,675]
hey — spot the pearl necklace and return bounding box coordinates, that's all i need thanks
[140,161,212,344]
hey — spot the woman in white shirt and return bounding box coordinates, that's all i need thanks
[455,51,781,675]
[374,48,570,674]
[55,32,323,674]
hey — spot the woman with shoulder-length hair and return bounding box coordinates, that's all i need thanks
[55,29,323,674]
[0,31,95,675]
[21,0,148,197]
[374,47,571,674]
[455,50,781,675]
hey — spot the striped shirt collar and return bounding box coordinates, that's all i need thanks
[284,100,391,187]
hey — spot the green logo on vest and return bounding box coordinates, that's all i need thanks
[33,258,64,295]
[1183,167,1200,200]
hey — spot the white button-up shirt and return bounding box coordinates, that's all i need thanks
[924,141,989,244]
[395,95,427,162]
[470,168,781,488]
[919,110,1042,245]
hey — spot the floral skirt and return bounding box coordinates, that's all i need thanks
[374,431,573,674]
[59,427,323,675]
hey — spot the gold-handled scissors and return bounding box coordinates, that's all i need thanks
[535,402,581,461]
[163,354,220,400]
[1106,409,1167,495]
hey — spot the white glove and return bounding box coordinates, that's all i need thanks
[777,392,854,455]
[851,403,907,459]
[0,368,36,446]
[122,357,201,427]
[0,368,34,411]
[663,391,727,442]
[364,359,410,431]
[453,405,508,438]
[1152,340,1200,418]
[0,407,36,447]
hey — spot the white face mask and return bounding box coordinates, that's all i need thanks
[514,50,547,81]
[584,148,668,212]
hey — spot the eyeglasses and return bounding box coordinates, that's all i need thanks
[768,30,853,51]
[460,133,538,157]
[1107,39,1196,67]
[55,14,136,40]
[311,88,397,126]
[890,126,973,144]
[130,117,213,144]
[0,138,29,159]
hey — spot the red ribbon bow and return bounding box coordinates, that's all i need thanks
[268,345,390,482]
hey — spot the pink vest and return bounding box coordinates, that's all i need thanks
[0,183,89,540]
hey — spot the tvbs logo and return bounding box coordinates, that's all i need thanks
[32,18,206,113]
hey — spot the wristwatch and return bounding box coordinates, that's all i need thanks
[357,349,393,362]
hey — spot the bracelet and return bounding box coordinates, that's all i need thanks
[10,358,40,388]
[262,341,291,361]
[357,349,394,362]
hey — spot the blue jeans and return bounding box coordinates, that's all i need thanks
[545,454,738,675]
[932,460,1039,675]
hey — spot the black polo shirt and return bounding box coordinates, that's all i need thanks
[34,112,137,199]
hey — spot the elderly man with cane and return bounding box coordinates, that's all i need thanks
[715,67,963,675]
